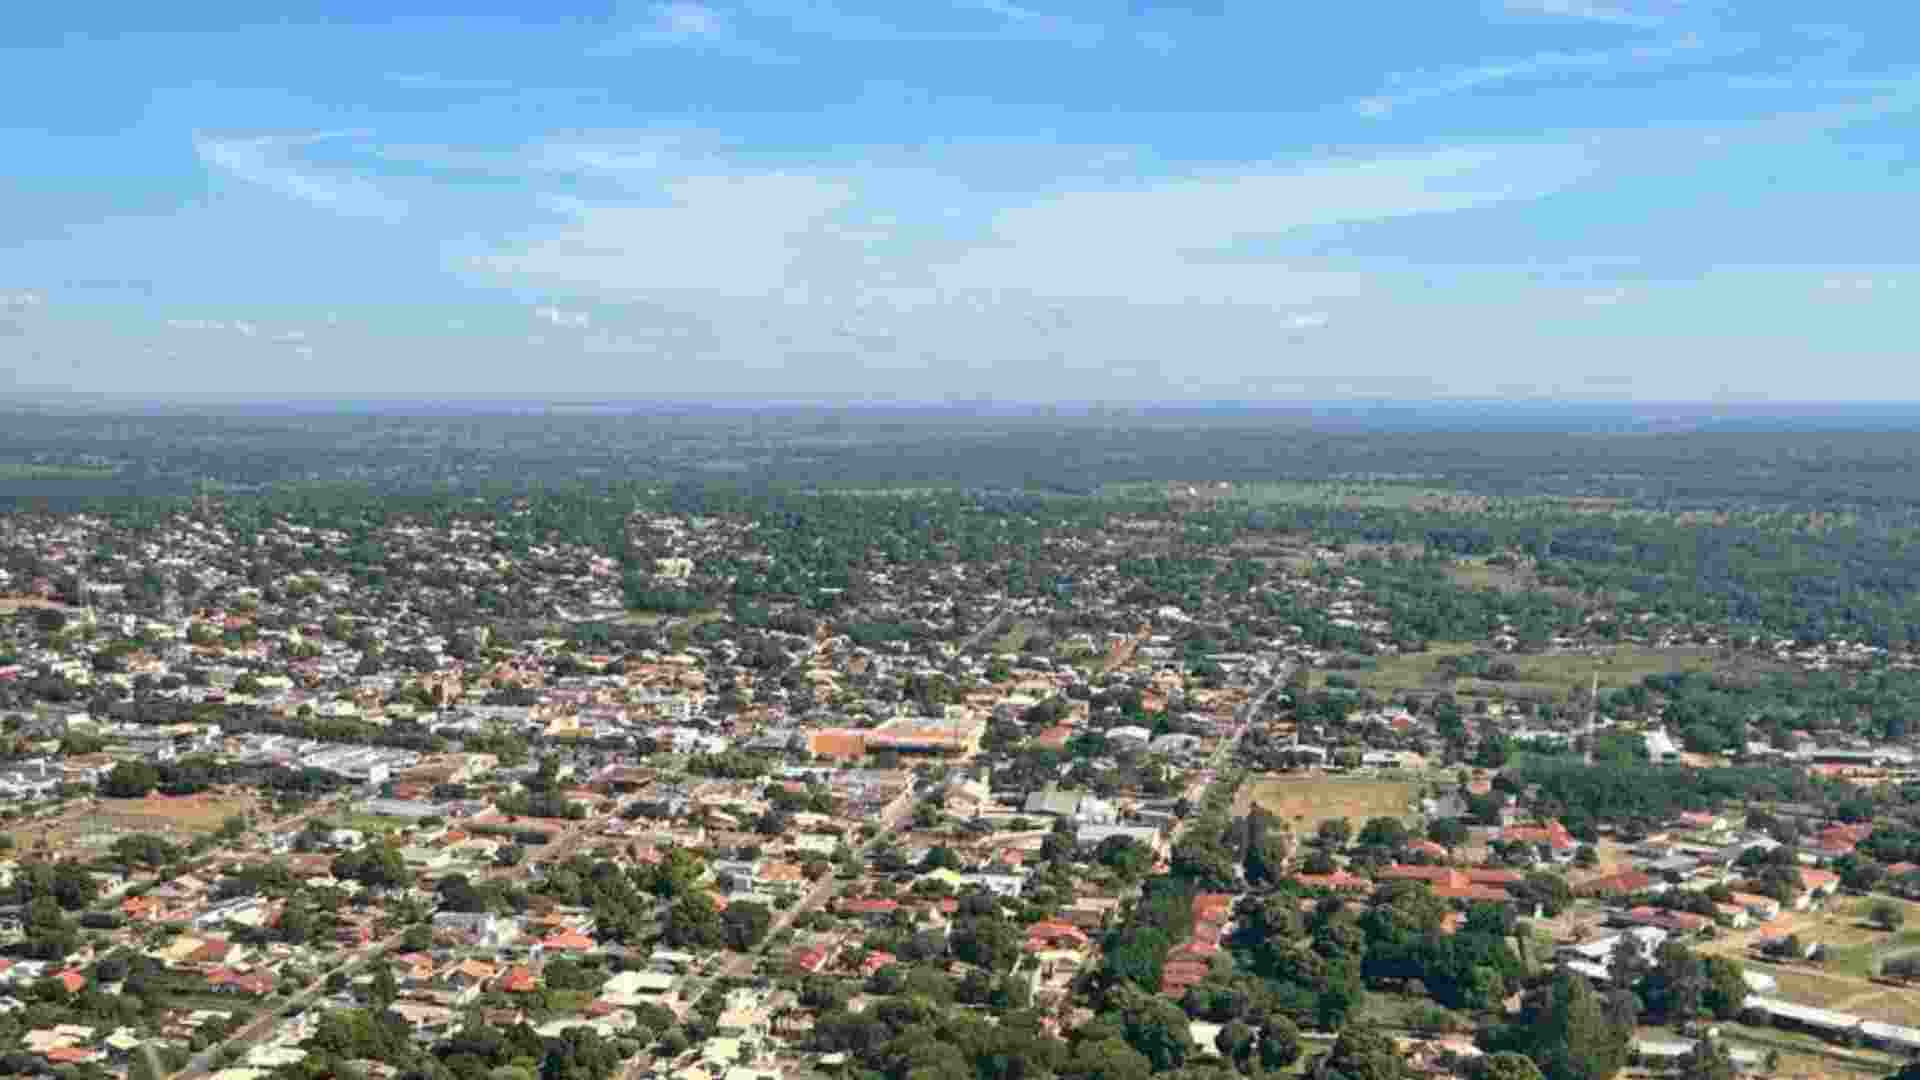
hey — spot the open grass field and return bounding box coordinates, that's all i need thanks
[96,791,257,831]
[1696,898,1920,1027]
[1717,1023,1904,1080]
[0,462,118,480]
[1315,642,1776,703]
[993,618,1046,654]
[5,790,257,853]
[1234,774,1424,834]
[1445,558,1591,606]
[327,811,413,835]
[614,609,723,627]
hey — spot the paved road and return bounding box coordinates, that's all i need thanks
[676,788,917,999]
[957,604,1014,656]
[176,923,407,1079]
[1172,664,1289,843]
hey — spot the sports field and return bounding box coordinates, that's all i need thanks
[1233,774,1422,834]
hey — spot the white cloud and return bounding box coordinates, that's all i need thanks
[593,2,788,60]
[1354,34,1709,116]
[385,72,515,91]
[195,131,405,218]
[1582,289,1630,305]
[535,306,593,328]
[966,0,1103,45]
[0,291,42,310]
[461,140,1595,385]
[476,173,860,298]
[653,1,726,38]
[1504,0,1674,29]
[743,0,1113,47]
[936,145,1594,304]
[1822,277,1897,293]
[165,318,268,337]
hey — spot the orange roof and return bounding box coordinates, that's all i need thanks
[806,730,868,760]
[498,965,539,992]
[540,930,595,952]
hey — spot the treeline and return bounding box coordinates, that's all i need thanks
[1505,754,1824,828]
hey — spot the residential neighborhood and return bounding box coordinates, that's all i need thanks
[0,487,1916,1080]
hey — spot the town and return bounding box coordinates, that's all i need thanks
[0,482,1916,1080]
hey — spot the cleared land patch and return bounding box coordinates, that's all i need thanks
[1234,774,1424,835]
[6,790,258,853]
[1316,643,1777,703]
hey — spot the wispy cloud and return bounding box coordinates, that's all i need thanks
[385,72,516,91]
[195,131,405,219]
[166,318,261,337]
[1503,0,1675,29]
[743,0,1116,47]
[1354,33,1710,116]
[0,291,43,310]
[965,0,1104,45]
[1822,277,1900,293]
[592,2,788,61]
[535,306,592,328]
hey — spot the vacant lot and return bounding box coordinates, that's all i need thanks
[1319,643,1774,703]
[98,791,256,833]
[1235,774,1424,834]
[993,619,1046,654]
[6,790,257,853]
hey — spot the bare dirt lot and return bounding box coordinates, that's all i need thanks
[1234,773,1425,835]
[7,789,260,853]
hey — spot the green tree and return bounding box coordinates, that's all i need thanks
[1483,1052,1547,1080]
[1319,1023,1407,1080]
[1871,900,1905,932]
[1701,955,1749,1020]
[370,965,397,1010]
[1215,1020,1254,1070]
[1259,1017,1302,1070]
[100,760,159,798]
[663,892,725,950]
[1678,1040,1737,1080]
[1500,971,1631,1080]
[719,901,772,951]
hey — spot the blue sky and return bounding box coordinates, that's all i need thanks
[1,0,1916,400]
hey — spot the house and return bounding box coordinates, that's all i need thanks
[1024,787,1083,819]
[441,959,500,997]
[1578,870,1655,898]
[1292,870,1371,892]
[538,930,596,954]
[1729,891,1782,922]
[599,970,676,1006]
[790,946,834,974]
[1025,921,1091,953]
[432,911,514,948]
[1713,902,1752,929]
[1622,906,1710,934]
[1499,820,1577,862]
[837,897,901,927]
[204,968,274,997]
[497,966,539,994]
[1799,868,1840,904]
